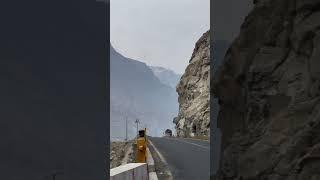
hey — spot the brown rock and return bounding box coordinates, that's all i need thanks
[174,30,210,137]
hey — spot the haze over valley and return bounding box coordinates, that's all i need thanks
[110,45,180,141]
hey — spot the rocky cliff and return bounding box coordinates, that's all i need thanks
[174,30,210,137]
[213,0,320,179]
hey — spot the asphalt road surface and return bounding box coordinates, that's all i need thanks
[149,137,210,180]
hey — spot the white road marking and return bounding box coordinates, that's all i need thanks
[165,137,210,150]
[148,139,173,179]
[147,147,155,166]
[149,172,158,180]
[148,140,168,165]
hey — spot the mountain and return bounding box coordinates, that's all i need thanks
[110,45,178,140]
[174,30,210,137]
[149,66,181,89]
[213,0,320,179]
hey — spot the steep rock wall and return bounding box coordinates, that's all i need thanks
[174,30,210,137]
[213,0,320,179]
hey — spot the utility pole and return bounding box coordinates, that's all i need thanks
[134,119,140,140]
[125,116,128,141]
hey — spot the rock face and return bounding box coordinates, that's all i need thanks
[174,30,210,137]
[213,0,320,179]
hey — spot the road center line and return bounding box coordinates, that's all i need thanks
[166,137,210,150]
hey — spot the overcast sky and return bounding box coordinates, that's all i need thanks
[110,0,210,74]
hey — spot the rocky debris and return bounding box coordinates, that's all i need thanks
[110,141,135,169]
[174,30,210,137]
[213,0,320,179]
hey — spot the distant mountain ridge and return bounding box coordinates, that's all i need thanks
[149,66,181,89]
[110,45,178,139]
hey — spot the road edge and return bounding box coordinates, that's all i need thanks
[147,147,158,180]
[176,136,210,142]
[148,139,173,179]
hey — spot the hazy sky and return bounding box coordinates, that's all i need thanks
[110,0,210,74]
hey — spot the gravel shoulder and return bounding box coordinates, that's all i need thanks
[110,140,135,169]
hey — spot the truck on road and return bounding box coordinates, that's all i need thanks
[164,129,172,137]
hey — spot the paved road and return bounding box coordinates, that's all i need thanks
[149,137,210,180]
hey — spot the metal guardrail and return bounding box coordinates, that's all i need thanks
[111,128,156,180]
[110,163,149,180]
